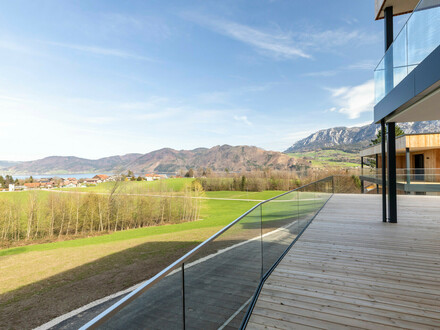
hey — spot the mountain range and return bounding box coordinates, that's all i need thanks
[3,120,440,175]
[2,145,307,175]
[284,120,440,153]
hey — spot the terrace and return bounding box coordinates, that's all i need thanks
[78,177,440,329]
[247,194,440,329]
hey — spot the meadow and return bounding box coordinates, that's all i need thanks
[287,149,360,168]
[0,179,287,329]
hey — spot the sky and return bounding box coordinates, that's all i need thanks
[0,1,408,161]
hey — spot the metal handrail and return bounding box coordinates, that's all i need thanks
[81,176,334,329]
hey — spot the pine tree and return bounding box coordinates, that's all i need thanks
[371,124,405,145]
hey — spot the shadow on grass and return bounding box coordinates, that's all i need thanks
[0,240,199,330]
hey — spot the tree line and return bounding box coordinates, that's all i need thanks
[196,169,361,193]
[0,175,19,189]
[0,181,204,245]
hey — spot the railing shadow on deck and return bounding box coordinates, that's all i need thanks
[80,176,335,330]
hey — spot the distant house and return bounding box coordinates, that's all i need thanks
[84,178,99,184]
[108,175,123,182]
[40,181,56,188]
[145,173,162,181]
[67,177,78,184]
[24,182,41,189]
[8,184,15,192]
[93,174,109,182]
[63,178,78,186]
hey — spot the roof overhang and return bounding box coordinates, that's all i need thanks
[375,0,419,20]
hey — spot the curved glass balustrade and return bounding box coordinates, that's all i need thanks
[80,177,333,330]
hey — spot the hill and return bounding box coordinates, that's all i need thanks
[285,120,440,153]
[3,145,307,175]
[0,160,21,169]
[5,154,143,175]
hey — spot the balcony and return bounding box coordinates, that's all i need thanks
[374,0,440,105]
[360,167,440,193]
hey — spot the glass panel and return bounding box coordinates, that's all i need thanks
[393,66,408,87]
[374,67,385,103]
[392,25,407,69]
[383,43,395,95]
[408,3,440,66]
[297,185,317,228]
[261,191,298,275]
[374,0,440,104]
[98,267,183,329]
[184,207,262,329]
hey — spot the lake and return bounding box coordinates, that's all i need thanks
[10,173,113,180]
[8,172,177,180]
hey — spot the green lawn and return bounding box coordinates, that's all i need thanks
[287,149,360,168]
[204,190,284,200]
[60,178,194,193]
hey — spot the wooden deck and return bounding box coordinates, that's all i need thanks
[247,194,440,329]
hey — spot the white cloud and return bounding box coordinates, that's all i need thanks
[327,80,374,119]
[233,115,252,126]
[347,60,377,71]
[299,29,377,52]
[183,14,311,59]
[303,70,339,77]
[348,120,373,128]
[184,14,377,62]
[303,59,377,77]
[45,41,155,61]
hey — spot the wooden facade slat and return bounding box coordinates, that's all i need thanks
[247,194,440,329]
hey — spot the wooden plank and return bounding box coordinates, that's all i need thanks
[247,194,440,329]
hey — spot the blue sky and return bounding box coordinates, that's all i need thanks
[0,1,404,160]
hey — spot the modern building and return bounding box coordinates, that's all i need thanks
[373,0,440,222]
[360,132,440,193]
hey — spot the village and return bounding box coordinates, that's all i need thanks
[3,173,171,192]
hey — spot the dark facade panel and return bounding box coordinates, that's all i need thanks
[414,45,440,95]
[374,74,415,123]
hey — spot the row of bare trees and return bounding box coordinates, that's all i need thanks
[196,169,361,192]
[0,182,204,244]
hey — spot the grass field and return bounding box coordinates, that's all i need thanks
[287,149,360,168]
[0,188,288,329]
[60,177,193,193]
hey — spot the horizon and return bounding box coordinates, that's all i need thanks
[0,1,407,161]
[2,121,378,162]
